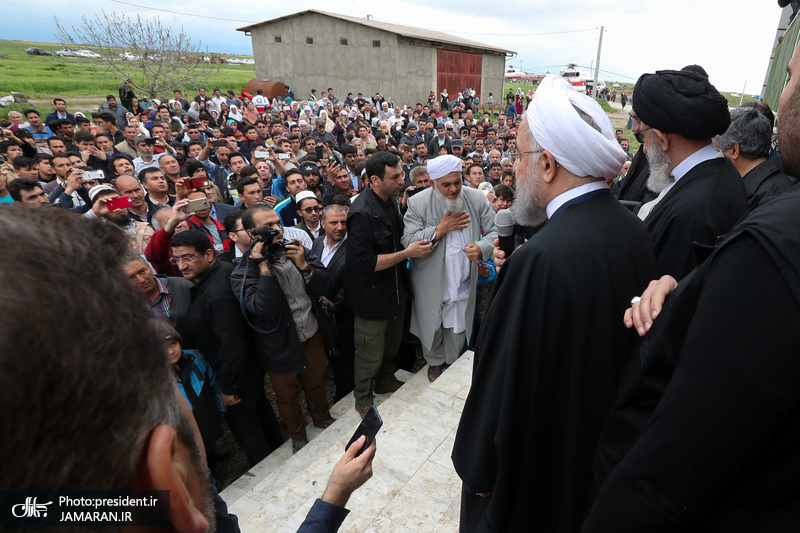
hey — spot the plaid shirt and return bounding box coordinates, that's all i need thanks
[149,277,172,320]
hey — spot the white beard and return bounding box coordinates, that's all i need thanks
[435,187,464,212]
[645,139,673,193]
[511,165,548,227]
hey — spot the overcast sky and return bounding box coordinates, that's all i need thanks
[9,0,787,94]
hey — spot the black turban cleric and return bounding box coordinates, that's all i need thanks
[633,70,730,140]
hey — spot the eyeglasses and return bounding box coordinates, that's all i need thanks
[302,206,323,213]
[507,149,544,166]
[169,253,200,265]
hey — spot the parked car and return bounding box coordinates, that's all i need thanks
[119,52,141,61]
[55,49,76,57]
[75,49,102,59]
[227,57,242,65]
[241,58,255,65]
[25,47,53,56]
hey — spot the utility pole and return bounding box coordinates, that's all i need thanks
[593,26,604,99]
[739,79,747,107]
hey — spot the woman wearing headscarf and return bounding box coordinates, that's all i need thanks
[242,102,258,125]
[287,101,299,120]
[318,109,335,132]
[130,98,145,117]
[187,101,201,122]
[515,88,524,115]
[229,104,244,123]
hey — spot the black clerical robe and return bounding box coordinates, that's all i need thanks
[617,147,656,206]
[452,191,655,532]
[742,156,792,211]
[643,156,747,280]
[585,184,800,532]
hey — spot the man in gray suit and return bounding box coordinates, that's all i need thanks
[402,155,497,381]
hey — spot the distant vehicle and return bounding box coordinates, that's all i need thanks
[227,57,242,65]
[75,49,101,59]
[612,82,621,88]
[55,48,76,57]
[558,64,606,93]
[241,58,254,65]
[731,93,741,97]
[504,66,545,81]
[25,47,53,56]
[119,52,141,61]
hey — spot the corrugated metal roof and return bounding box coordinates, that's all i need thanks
[237,9,515,55]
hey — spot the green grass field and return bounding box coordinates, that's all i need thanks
[0,40,256,117]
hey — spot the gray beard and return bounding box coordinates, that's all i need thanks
[434,187,464,212]
[511,167,548,227]
[645,140,673,193]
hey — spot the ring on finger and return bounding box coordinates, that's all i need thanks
[630,296,641,305]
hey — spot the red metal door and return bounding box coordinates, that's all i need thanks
[437,49,482,101]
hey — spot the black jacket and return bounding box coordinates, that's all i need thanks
[230,247,338,374]
[742,156,793,211]
[173,261,249,395]
[345,189,407,321]
[311,235,348,307]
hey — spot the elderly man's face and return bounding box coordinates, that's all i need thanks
[435,173,462,201]
[160,155,180,176]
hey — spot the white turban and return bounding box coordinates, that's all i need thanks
[526,75,626,179]
[427,154,462,180]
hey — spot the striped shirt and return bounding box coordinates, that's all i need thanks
[149,277,172,320]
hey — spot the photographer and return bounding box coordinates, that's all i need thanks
[231,203,340,453]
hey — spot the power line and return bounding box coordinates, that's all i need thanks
[108,0,255,23]
[450,27,599,37]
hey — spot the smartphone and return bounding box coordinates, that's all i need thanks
[315,146,323,159]
[83,169,104,181]
[186,197,210,213]
[278,152,290,160]
[345,405,382,457]
[211,139,227,148]
[328,155,339,166]
[106,196,133,211]
[254,150,269,159]
[186,176,208,189]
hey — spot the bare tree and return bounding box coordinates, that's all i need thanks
[55,11,220,99]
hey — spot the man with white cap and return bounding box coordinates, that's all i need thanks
[402,154,496,381]
[451,74,656,532]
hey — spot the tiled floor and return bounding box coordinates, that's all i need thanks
[221,352,474,533]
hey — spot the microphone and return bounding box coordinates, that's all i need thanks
[495,209,515,258]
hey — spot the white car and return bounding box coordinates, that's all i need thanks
[119,52,141,61]
[55,48,76,57]
[75,49,101,59]
[227,57,242,65]
[241,58,254,65]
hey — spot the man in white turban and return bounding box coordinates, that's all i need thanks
[452,75,657,532]
[402,154,497,381]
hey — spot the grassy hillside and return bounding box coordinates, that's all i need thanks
[0,40,255,115]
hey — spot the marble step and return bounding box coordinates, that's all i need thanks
[220,368,419,508]
[227,352,474,533]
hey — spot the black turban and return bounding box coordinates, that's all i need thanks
[633,70,730,140]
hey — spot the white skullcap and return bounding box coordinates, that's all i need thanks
[426,154,462,180]
[526,75,626,179]
[295,190,318,204]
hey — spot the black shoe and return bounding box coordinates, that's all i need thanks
[375,379,404,394]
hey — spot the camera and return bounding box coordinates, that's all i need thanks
[251,226,292,263]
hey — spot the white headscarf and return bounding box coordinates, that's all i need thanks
[526,75,626,179]
[229,105,243,122]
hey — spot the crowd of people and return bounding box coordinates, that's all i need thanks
[4,37,800,532]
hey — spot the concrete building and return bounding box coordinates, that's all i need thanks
[238,10,514,107]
